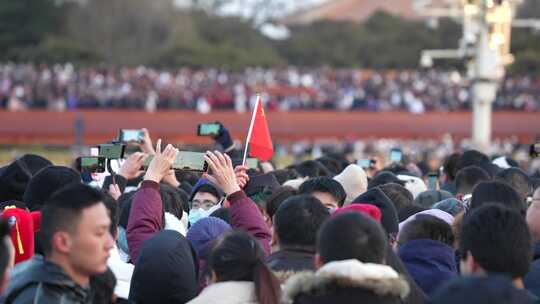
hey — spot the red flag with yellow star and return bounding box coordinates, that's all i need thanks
[244,95,273,162]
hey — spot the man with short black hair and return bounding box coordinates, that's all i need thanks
[283,213,409,303]
[5,184,114,303]
[455,165,490,201]
[460,204,533,297]
[299,177,346,211]
[266,195,329,280]
[378,183,414,215]
[397,215,457,295]
[495,167,532,204]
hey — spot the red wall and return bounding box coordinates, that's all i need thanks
[0,110,538,145]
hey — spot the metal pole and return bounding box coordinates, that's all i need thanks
[471,7,499,153]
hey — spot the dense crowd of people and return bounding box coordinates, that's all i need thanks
[1,63,539,113]
[0,125,539,303]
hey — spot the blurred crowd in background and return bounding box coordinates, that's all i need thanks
[1,64,539,113]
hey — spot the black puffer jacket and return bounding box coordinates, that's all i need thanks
[5,255,92,304]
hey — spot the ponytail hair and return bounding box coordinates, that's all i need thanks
[209,231,281,304]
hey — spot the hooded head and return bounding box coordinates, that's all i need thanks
[352,188,399,237]
[0,155,52,203]
[333,164,368,205]
[23,166,81,211]
[129,230,198,304]
[186,217,231,259]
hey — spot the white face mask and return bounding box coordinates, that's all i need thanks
[188,204,221,226]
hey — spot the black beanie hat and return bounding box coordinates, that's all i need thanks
[0,154,52,203]
[352,187,399,236]
[23,166,81,211]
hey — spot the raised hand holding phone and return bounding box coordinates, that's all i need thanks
[203,151,240,195]
[144,139,178,183]
[119,152,147,180]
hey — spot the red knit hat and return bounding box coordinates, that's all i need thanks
[1,207,40,264]
[333,204,382,223]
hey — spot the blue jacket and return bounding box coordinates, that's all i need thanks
[525,241,540,298]
[398,239,457,296]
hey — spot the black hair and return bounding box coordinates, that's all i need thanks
[118,191,136,229]
[192,184,222,204]
[456,150,490,173]
[210,208,230,224]
[460,204,532,278]
[274,195,330,248]
[495,168,531,203]
[176,188,190,217]
[40,183,106,255]
[368,171,405,189]
[443,153,461,181]
[101,192,119,239]
[90,267,116,304]
[295,160,331,178]
[299,177,346,207]
[175,171,200,187]
[398,214,455,247]
[270,169,300,185]
[397,204,428,222]
[316,157,341,175]
[266,186,298,220]
[209,231,280,304]
[470,181,526,216]
[160,183,184,221]
[455,165,490,195]
[318,212,387,264]
[378,183,414,215]
[0,220,11,282]
[324,152,350,172]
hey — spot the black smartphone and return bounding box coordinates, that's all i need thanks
[390,148,402,163]
[98,144,126,159]
[76,157,106,173]
[119,129,144,144]
[357,159,373,169]
[174,151,208,172]
[428,172,439,190]
[197,123,221,136]
[531,143,540,158]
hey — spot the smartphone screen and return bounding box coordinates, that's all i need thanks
[174,151,207,172]
[98,144,125,159]
[120,129,143,143]
[198,123,221,136]
[77,157,106,173]
[390,149,402,163]
[357,159,372,169]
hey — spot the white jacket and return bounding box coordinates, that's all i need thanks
[107,245,134,299]
[187,281,258,304]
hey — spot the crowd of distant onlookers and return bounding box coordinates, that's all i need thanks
[1,63,539,113]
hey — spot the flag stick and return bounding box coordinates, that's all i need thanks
[242,94,261,166]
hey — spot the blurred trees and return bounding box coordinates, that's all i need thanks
[0,0,538,72]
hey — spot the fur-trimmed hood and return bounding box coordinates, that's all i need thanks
[283,259,410,304]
